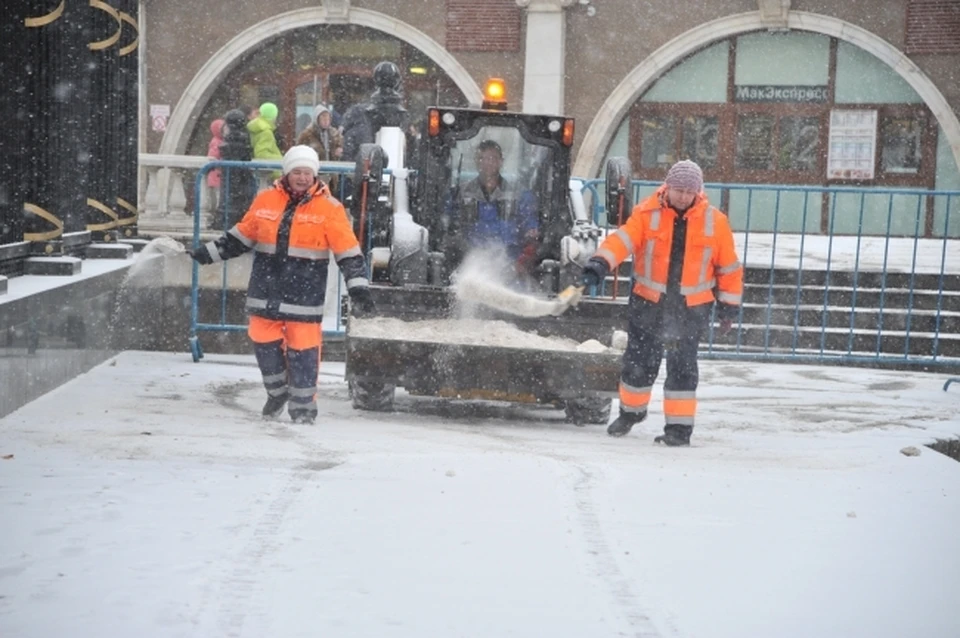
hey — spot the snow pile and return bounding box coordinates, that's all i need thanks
[351,316,594,352]
[575,339,608,353]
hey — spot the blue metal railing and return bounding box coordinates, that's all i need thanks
[579,179,960,371]
[185,162,959,371]
[188,160,363,362]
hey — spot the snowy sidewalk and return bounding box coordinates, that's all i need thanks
[1,351,959,638]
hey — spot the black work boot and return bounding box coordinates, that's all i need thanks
[654,424,692,447]
[289,409,317,425]
[607,410,647,437]
[262,393,289,418]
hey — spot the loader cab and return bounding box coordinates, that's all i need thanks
[413,107,575,285]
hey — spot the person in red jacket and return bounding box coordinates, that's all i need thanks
[206,118,225,192]
[582,160,742,446]
[189,145,374,424]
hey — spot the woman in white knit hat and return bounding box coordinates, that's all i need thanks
[581,160,743,446]
[189,145,374,424]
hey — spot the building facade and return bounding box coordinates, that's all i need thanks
[141,0,960,234]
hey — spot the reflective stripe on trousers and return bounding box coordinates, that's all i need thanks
[621,296,710,428]
[248,317,323,416]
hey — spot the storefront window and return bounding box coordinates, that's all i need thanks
[295,79,322,137]
[625,33,938,192]
[681,116,719,169]
[880,115,924,175]
[639,115,676,169]
[188,25,467,157]
[778,116,820,172]
[735,114,774,171]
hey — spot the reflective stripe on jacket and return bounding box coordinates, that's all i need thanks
[594,186,743,307]
[204,181,368,323]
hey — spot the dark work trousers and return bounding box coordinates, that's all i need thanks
[620,293,711,434]
[285,346,320,419]
[254,340,289,399]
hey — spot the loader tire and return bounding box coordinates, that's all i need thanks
[564,397,612,426]
[349,378,395,412]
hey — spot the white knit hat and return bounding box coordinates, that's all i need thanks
[282,145,320,176]
[313,103,331,120]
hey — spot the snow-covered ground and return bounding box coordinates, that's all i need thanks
[2,351,959,638]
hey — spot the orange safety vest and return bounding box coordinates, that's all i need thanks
[594,186,742,307]
[203,181,367,323]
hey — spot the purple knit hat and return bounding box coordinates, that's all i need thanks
[664,160,703,193]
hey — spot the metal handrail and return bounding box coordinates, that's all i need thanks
[578,179,960,372]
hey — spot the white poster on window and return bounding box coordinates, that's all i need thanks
[827,109,877,180]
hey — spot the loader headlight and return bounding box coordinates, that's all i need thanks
[548,120,562,133]
[442,112,456,125]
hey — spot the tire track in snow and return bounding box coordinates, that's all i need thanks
[466,428,671,638]
[216,469,311,637]
[569,462,673,638]
[207,379,342,636]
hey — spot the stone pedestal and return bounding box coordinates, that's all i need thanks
[86,243,134,260]
[24,256,83,276]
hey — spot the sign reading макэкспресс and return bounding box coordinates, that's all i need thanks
[734,85,830,103]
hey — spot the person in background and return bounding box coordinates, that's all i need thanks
[214,109,257,229]
[295,113,312,138]
[297,104,344,196]
[247,101,283,180]
[205,118,225,209]
[329,104,342,129]
[581,160,743,446]
[340,100,374,164]
[187,145,375,424]
[405,118,423,168]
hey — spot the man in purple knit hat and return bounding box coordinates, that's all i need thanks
[581,160,743,446]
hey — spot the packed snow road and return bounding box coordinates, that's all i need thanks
[1,351,959,638]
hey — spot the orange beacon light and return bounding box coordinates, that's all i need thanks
[482,78,507,111]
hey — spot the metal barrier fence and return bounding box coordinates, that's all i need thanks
[186,162,959,372]
[188,160,360,362]
[580,179,960,371]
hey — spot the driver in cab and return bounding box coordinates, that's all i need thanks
[445,139,539,270]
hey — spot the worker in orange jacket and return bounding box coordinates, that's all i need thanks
[189,145,374,424]
[582,160,742,446]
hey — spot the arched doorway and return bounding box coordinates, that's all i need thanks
[577,11,960,185]
[185,24,468,156]
[159,7,484,156]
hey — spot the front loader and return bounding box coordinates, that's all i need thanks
[342,70,633,424]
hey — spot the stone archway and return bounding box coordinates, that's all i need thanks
[158,7,484,155]
[573,11,960,179]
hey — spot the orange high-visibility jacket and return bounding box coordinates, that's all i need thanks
[594,186,743,307]
[203,181,368,323]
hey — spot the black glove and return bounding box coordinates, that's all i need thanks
[349,287,376,317]
[187,246,214,265]
[715,302,738,335]
[581,258,609,288]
